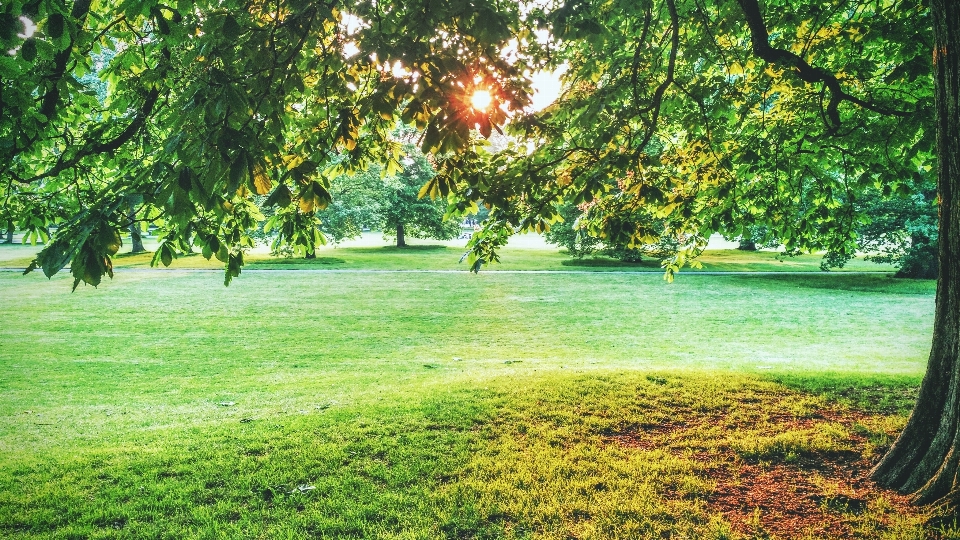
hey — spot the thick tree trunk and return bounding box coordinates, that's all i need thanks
[396,222,406,247]
[126,195,145,253]
[3,229,11,244]
[870,0,960,505]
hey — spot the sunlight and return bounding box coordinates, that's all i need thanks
[470,89,492,111]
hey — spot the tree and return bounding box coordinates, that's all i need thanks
[431,0,952,505]
[857,184,938,279]
[379,149,461,247]
[125,194,146,254]
[311,147,461,248]
[821,179,939,278]
[867,0,960,505]
[1,0,958,505]
[544,199,678,262]
[317,168,383,245]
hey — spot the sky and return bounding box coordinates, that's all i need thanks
[529,67,565,111]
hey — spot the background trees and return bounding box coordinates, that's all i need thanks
[318,149,460,248]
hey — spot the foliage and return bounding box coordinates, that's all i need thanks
[857,185,938,279]
[310,145,461,248]
[1,0,536,284]
[0,0,935,282]
[446,0,933,278]
[544,200,680,262]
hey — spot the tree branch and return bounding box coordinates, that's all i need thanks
[16,81,164,185]
[735,0,911,131]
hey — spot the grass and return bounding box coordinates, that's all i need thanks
[0,245,942,538]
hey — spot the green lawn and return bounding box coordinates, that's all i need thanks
[0,249,943,538]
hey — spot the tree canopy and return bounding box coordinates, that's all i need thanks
[3,0,959,505]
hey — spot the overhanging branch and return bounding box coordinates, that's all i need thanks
[735,0,911,131]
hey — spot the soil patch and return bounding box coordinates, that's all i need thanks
[607,404,923,538]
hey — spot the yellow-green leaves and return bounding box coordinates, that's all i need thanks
[298,181,332,213]
[252,163,272,195]
[417,174,457,200]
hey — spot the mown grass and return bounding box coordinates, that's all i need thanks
[0,259,940,538]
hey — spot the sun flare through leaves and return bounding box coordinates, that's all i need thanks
[470,89,493,111]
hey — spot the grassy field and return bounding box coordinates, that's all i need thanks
[0,241,944,539]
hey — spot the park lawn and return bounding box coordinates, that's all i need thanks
[0,268,941,538]
[1,237,896,273]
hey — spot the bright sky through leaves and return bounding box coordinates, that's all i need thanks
[471,89,493,110]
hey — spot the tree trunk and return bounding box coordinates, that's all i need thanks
[305,249,316,259]
[126,195,145,253]
[396,222,406,247]
[3,229,11,244]
[870,0,960,505]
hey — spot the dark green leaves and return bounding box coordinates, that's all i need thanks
[265,185,293,208]
[152,241,177,268]
[0,13,18,43]
[222,15,243,41]
[69,228,121,291]
[46,14,65,39]
[20,38,36,61]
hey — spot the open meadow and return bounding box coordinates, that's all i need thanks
[0,239,945,539]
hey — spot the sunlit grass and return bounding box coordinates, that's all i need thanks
[0,255,939,538]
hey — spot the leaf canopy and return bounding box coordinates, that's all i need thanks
[0,0,933,284]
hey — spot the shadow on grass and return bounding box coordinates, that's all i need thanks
[768,372,922,415]
[374,244,453,252]
[248,257,347,266]
[730,273,936,295]
[559,257,660,269]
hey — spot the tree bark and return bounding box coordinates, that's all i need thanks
[3,229,11,244]
[870,0,960,505]
[396,222,406,247]
[126,195,145,254]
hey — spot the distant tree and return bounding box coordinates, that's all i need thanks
[318,169,382,245]
[262,145,458,255]
[819,177,938,278]
[316,146,460,248]
[0,201,15,244]
[381,150,461,247]
[544,200,678,262]
[857,186,938,279]
[125,195,146,254]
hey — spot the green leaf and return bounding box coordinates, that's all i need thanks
[46,13,65,39]
[229,154,247,193]
[160,244,173,267]
[265,185,293,207]
[222,15,242,41]
[20,39,37,62]
[0,14,17,42]
[178,168,193,191]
